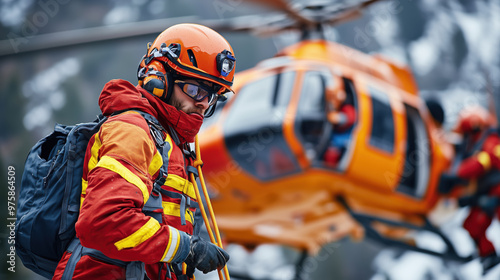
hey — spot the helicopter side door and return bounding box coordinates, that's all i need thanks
[345,78,407,193]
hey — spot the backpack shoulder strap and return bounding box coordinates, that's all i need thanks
[135,111,166,148]
[109,109,165,148]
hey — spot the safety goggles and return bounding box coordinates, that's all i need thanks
[174,80,219,106]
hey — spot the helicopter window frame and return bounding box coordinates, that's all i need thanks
[342,77,357,110]
[274,69,296,108]
[367,87,395,154]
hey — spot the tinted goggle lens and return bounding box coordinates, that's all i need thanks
[175,80,218,106]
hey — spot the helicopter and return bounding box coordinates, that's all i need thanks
[197,0,474,267]
[2,0,497,279]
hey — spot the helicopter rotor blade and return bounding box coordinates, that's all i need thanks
[0,0,387,57]
[244,0,290,10]
[0,16,198,57]
[201,14,288,34]
[199,0,387,41]
[322,0,384,25]
[244,0,316,26]
[208,0,386,37]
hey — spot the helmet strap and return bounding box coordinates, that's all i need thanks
[163,71,174,104]
[204,103,217,118]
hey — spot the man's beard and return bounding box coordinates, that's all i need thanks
[169,94,205,116]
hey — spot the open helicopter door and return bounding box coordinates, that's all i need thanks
[293,69,358,172]
[396,103,432,199]
[293,70,332,163]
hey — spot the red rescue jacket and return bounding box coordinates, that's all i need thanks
[457,131,500,197]
[458,132,500,179]
[53,79,203,280]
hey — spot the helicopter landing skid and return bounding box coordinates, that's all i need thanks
[336,196,474,263]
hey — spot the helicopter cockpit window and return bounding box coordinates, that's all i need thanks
[223,71,300,181]
[368,87,395,153]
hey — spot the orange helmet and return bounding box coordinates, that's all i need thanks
[138,23,236,105]
[454,106,495,135]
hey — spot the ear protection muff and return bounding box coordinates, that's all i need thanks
[138,55,174,103]
[137,43,184,104]
[142,60,172,100]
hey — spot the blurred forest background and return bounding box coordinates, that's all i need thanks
[1,0,500,279]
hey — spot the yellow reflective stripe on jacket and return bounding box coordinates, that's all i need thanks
[88,132,102,172]
[164,174,196,200]
[149,150,163,177]
[161,226,181,262]
[96,156,150,203]
[494,145,500,160]
[114,218,161,250]
[477,151,492,170]
[81,178,88,209]
[165,134,174,159]
[82,132,102,208]
[162,201,194,224]
[148,133,171,178]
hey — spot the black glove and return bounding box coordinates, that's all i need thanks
[458,195,477,207]
[184,236,229,276]
[477,196,499,216]
[438,173,466,194]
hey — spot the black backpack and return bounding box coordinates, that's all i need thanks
[16,112,166,279]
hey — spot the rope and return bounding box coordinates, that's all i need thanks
[188,135,230,280]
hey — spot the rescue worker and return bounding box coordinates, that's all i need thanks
[52,23,236,280]
[323,80,356,167]
[439,106,500,272]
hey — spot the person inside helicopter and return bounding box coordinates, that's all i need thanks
[323,78,356,168]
